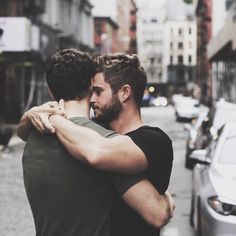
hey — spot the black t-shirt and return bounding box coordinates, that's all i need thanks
[111,125,173,236]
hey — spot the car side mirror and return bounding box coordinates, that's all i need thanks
[189,149,210,165]
[184,123,191,131]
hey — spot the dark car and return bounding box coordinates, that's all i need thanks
[184,108,209,169]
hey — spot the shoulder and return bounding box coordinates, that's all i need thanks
[127,126,172,145]
[70,117,117,138]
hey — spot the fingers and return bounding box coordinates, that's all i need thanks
[41,115,55,133]
[59,99,67,117]
[46,101,59,108]
[29,115,48,133]
[26,101,66,134]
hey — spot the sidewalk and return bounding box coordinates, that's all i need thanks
[0,128,34,236]
[0,125,25,156]
[7,133,25,148]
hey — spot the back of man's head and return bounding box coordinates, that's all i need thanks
[93,53,147,107]
[46,48,95,101]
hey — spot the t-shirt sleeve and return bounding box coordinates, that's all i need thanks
[127,128,173,194]
[110,172,146,196]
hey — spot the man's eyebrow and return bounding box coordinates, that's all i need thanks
[91,86,103,91]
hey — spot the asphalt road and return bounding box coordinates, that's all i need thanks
[141,105,196,236]
[0,105,196,236]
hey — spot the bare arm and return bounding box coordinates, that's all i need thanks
[49,115,148,174]
[121,179,175,228]
[17,101,65,141]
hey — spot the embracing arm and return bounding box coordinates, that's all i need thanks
[50,115,148,174]
[121,179,175,228]
[17,102,65,141]
[17,111,33,141]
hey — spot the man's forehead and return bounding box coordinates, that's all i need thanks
[92,73,109,87]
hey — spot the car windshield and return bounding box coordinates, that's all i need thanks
[218,133,236,165]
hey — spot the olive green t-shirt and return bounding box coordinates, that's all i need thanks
[23,117,123,236]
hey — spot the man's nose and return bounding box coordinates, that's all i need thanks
[90,93,96,103]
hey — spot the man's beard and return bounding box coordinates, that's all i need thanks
[92,96,122,126]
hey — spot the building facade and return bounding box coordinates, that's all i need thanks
[137,4,167,96]
[94,16,119,53]
[0,0,94,123]
[91,0,137,54]
[116,0,137,53]
[163,18,197,94]
[208,0,236,103]
[195,0,212,104]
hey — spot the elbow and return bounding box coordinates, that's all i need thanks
[145,207,172,229]
[82,150,105,169]
[146,216,168,229]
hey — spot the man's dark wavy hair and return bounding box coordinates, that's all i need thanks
[46,48,95,101]
[93,53,147,107]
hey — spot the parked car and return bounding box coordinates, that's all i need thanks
[175,97,200,121]
[189,121,236,236]
[185,100,236,169]
[184,107,209,169]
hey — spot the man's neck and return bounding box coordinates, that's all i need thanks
[64,99,90,119]
[110,107,143,134]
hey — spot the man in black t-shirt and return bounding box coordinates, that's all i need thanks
[50,54,173,236]
[18,51,174,236]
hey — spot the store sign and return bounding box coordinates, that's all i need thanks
[0,17,39,52]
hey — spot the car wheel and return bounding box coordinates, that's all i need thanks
[197,198,202,236]
[189,193,194,227]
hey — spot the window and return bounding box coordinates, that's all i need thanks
[178,55,183,64]
[178,28,183,36]
[170,55,173,64]
[95,21,102,35]
[188,55,192,64]
[178,42,183,50]
[170,42,173,49]
[151,18,158,23]
[189,41,192,49]
[189,28,192,34]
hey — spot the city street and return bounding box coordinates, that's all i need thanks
[0,105,195,236]
[141,106,196,236]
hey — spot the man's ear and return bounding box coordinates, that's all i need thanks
[118,84,131,103]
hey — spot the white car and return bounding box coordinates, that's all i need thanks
[175,97,200,121]
[190,121,236,236]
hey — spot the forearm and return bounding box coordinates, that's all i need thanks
[17,112,33,141]
[121,179,173,229]
[50,115,148,174]
[50,115,101,165]
[17,101,63,141]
